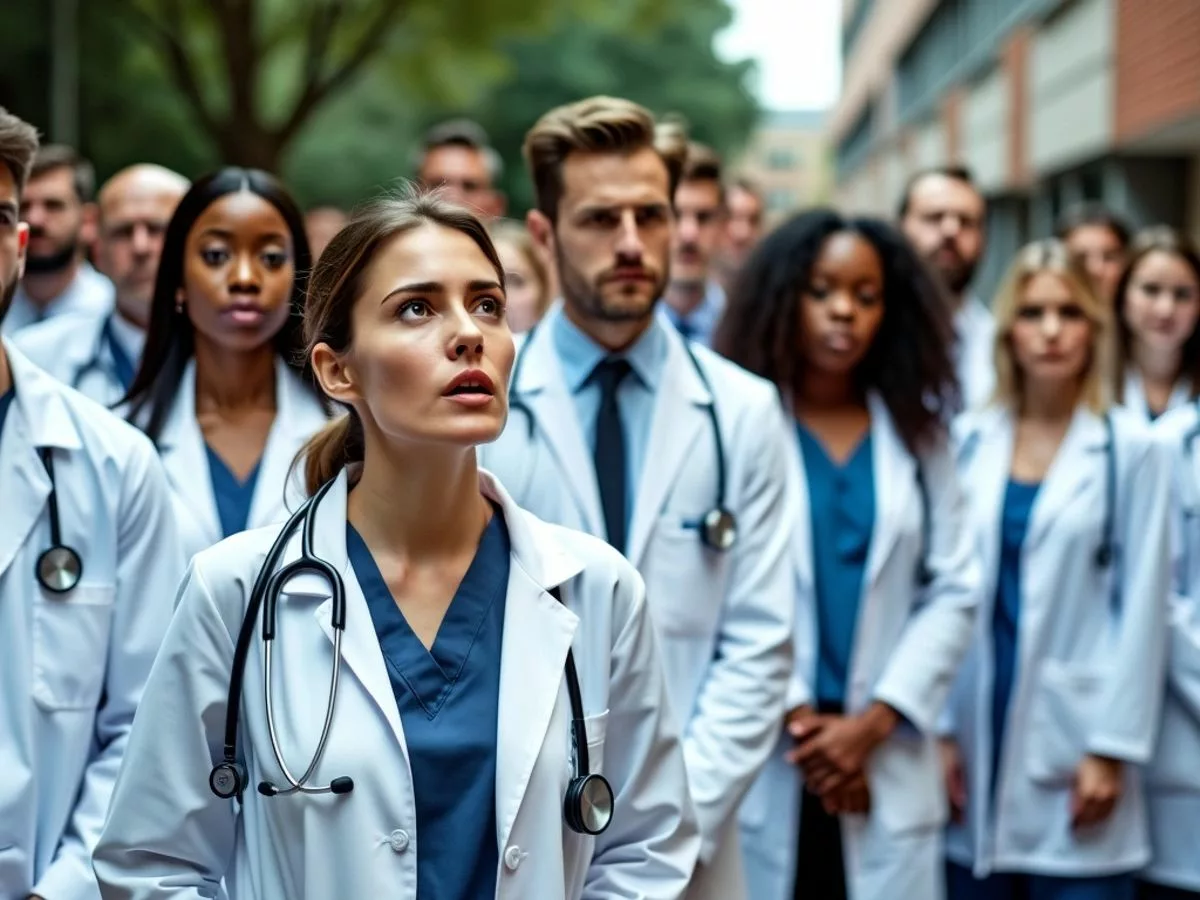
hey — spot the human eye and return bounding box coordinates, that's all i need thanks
[397,299,433,321]
[1059,303,1086,320]
[261,248,290,270]
[474,295,506,319]
[200,245,230,267]
[1017,305,1042,320]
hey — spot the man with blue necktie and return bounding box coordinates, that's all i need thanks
[15,164,189,405]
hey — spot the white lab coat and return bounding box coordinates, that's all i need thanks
[955,296,996,412]
[944,404,1170,878]
[1141,403,1200,892]
[478,320,795,900]
[739,394,982,900]
[141,357,331,562]
[0,342,184,900]
[1122,369,1191,422]
[92,468,702,900]
[2,263,114,335]
[13,309,130,406]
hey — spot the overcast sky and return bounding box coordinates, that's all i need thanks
[716,0,842,112]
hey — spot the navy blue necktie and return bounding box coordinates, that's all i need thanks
[592,358,631,553]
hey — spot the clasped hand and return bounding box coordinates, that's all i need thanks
[785,702,898,816]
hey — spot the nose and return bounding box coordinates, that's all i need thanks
[23,202,45,229]
[446,302,485,360]
[939,215,962,239]
[229,250,261,292]
[677,213,699,245]
[1042,310,1063,339]
[131,223,154,256]
[615,210,645,264]
[828,289,856,319]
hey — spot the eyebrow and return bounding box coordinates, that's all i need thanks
[0,201,16,216]
[198,227,289,242]
[380,279,503,305]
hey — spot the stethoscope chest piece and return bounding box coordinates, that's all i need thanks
[701,508,737,552]
[37,544,83,594]
[209,761,246,800]
[564,771,614,836]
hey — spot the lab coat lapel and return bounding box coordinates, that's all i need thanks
[864,394,917,588]
[625,334,708,568]
[308,472,410,758]
[963,407,1015,603]
[0,345,82,580]
[157,361,222,546]
[515,325,605,534]
[246,360,326,530]
[1124,369,1192,420]
[780,411,814,590]
[1025,406,1106,553]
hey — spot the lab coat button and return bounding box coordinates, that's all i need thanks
[389,829,410,853]
[503,845,523,871]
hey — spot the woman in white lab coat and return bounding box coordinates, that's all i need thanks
[1113,228,1200,421]
[1138,403,1200,900]
[122,167,329,561]
[93,190,700,900]
[943,239,1170,900]
[717,209,982,900]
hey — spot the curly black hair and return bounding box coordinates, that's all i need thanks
[713,208,960,454]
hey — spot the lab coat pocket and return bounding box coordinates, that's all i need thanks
[641,516,729,638]
[33,584,115,711]
[1027,662,1101,786]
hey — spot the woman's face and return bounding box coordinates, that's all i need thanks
[330,223,515,450]
[796,230,885,378]
[182,190,295,354]
[1009,271,1094,388]
[1122,249,1200,361]
[494,238,546,334]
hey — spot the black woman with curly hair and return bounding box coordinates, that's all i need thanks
[722,209,982,900]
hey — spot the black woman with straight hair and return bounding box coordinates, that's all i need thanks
[723,208,981,900]
[124,167,330,560]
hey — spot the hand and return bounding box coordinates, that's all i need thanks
[939,738,967,825]
[1071,755,1123,830]
[787,702,899,797]
[819,771,872,816]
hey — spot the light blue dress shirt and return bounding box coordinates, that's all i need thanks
[658,280,726,348]
[549,304,669,534]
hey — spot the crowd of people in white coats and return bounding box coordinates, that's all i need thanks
[0,92,1198,900]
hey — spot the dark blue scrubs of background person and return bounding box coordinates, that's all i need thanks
[794,424,875,900]
[947,479,1135,900]
[206,445,262,539]
[0,386,14,439]
[346,505,509,899]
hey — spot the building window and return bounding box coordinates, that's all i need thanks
[767,189,795,213]
[766,148,799,171]
[836,104,874,179]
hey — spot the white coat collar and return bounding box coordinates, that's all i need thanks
[0,341,84,579]
[295,466,586,849]
[1123,368,1191,422]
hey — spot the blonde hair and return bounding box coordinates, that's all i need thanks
[523,95,687,222]
[487,218,550,316]
[991,238,1114,413]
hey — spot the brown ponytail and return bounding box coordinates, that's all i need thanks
[298,410,364,496]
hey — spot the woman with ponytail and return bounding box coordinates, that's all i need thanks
[94,188,701,900]
[123,166,330,561]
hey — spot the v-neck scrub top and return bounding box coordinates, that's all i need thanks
[205,445,262,539]
[797,424,876,708]
[346,508,510,900]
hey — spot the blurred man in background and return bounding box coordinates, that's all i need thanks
[304,205,348,260]
[14,163,188,403]
[899,165,993,408]
[1057,202,1130,304]
[415,118,505,219]
[715,175,765,294]
[661,141,728,346]
[3,145,112,334]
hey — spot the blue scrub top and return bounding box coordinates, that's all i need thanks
[346,507,509,900]
[797,424,875,707]
[0,386,14,443]
[991,479,1040,797]
[205,446,261,539]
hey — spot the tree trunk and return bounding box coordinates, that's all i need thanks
[216,122,286,173]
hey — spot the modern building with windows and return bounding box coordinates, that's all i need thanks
[736,109,830,225]
[832,0,1200,300]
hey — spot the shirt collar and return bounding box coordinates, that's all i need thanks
[549,301,669,393]
[107,311,146,360]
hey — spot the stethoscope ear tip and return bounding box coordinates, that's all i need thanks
[330,776,354,795]
[257,781,278,797]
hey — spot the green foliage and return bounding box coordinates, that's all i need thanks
[0,0,759,212]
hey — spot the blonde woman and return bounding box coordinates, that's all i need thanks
[1113,228,1200,421]
[488,219,551,333]
[942,240,1170,900]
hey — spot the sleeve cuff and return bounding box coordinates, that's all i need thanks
[33,851,100,900]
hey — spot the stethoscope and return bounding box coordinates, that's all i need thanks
[35,447,84,594]
[208,476,615,837]
[508,325,737,552]
[69,315,136,394]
